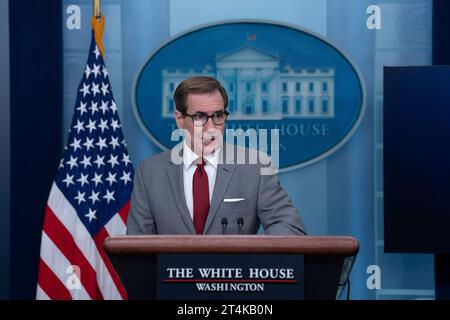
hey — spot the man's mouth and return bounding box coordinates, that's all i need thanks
[202,136,216,143]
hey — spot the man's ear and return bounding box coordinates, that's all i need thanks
[174,110,184,129]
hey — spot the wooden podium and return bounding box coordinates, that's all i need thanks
[104,235,359,300]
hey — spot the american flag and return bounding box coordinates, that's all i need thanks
[36,30,134,300]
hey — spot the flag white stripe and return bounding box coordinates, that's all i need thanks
[94,226,122,300]
[40,232,91,300]
[36,284,51,300]
[104,213,127,236]
[47,183,122,299]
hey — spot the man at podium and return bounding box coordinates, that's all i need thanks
[127,76,306,236]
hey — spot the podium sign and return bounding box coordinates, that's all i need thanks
[157,254,304,300]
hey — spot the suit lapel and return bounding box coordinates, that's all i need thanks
[166,161,196,234]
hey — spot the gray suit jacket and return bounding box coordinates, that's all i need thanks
[126,144,307,235]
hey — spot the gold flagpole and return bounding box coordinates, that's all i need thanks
[94,0,101,18]
[92,0,105,58]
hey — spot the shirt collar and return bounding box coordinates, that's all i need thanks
[183,142,220,170]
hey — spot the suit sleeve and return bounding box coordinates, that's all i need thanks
[257,170,307,235]
[126,164,157,235]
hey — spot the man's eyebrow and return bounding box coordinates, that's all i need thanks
[194,110,224,115]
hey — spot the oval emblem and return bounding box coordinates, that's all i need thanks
[133,21,365,172]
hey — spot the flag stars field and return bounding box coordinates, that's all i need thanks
[94,155,105,168]
[79,83,90,97]
[45,42,132,280]
[77,102,88,115]
[90,101,99,114]
[98,119,109,132]
[91,64,101,78]
[85,208,97,223]
[99,100,109,114]
[103,190,115,204]
[89,190,100,204]
[74,120,85,133]
[92,172,103,186]
[91,83,101,97]
[101,82,110,96]
[94,45,101,60]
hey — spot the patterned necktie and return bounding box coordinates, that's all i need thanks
[193,158,210,234]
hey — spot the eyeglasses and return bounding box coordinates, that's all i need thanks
[183,110,229,127]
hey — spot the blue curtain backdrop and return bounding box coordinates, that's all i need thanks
[61,0,434,299]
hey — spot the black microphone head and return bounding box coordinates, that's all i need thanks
[221,217,228,225]
[237,217,244,226]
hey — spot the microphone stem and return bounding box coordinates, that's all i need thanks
[221,218,228,235]
[237,218,244,234]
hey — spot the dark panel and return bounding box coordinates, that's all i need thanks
[384,66,450,253]
[435,254,450,299]
[110,255,157,300]
[9,0,62,299]
[433,0,450,64]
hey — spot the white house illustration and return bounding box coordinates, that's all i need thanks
[162,47,335,120]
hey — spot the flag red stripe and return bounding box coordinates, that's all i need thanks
[117,201,130,225]
[94,226,128,299]
[43,205,104,300]
[37,258,72,300]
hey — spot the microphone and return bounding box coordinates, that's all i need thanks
[221,217,228,235]
[237,217,244,235]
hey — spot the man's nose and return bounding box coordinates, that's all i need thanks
[203,117,216,130]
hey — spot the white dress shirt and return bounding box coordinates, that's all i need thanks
[183,143,220,220]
